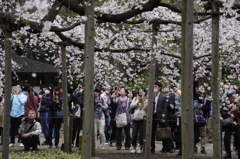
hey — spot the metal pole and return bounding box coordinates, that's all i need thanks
[61,44,69,152]
[2,30,12,159]
[144,24,158,159]
[81,0,95,158]
[181,0,194,158]
[211,3,221,159]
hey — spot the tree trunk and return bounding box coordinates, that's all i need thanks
[144,23,158,159]
[181,0,194,158]
[61,44,69,152]
[211,3,221,159]
[81,0,95,158]
[2,30,12,159]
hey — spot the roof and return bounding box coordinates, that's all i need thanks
[12,53,58,73]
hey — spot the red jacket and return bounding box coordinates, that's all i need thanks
[24,96,38,117]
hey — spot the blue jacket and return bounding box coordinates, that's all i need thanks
[11,93,27,117]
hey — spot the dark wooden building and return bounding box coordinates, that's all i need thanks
[12,54,59,92]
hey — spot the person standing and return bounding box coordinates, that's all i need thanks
[108,89,118,147]
[130,88,147,153]
[194,76,210,154]
[24,88,38,117]
[48,86,63,148]
[38,85,53,145]
[94,88,108,149]
[221,93,238,158]
[114,88,132,150]
[100,86,111,145]
[68,88,83,148]
[151,82,168,153]
[9,85,27,147]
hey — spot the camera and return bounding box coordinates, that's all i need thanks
[95,99,101,105]
[24,118,28,122]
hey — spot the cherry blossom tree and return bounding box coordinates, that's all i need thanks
[0,0,240,91]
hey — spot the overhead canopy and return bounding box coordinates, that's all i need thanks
[12,53,58,73]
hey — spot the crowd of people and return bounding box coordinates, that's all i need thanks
[0,76,240,159]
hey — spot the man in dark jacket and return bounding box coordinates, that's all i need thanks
[151,82,169,153]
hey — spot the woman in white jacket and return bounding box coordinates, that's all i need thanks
[130,88,148,153]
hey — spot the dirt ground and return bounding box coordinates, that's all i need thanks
[2,131,239,159]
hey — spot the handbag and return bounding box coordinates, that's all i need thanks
[155,127,172,141]
[54,103,63,117]
[56,108,63,117]
[115,99,129,128]
[115,113,127,128]
[133,109,146,121]
[222,117,234,127]
[71,103,81,117]
[194,110,206,127]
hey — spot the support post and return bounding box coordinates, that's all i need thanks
[144,23,158,159]
[81,0,95,158]
[2,29,12,159]
[61,44,69,152]
[211,3,221,159]
[181,0,194,158]
[69,115,73,152]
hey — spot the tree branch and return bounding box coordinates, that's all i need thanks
[41,0,64,22]
[0,12,83,33]
[61,0,181,23]
[50,22,83,32]
[159,3,181,13]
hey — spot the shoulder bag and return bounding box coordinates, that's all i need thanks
[133,108,146,121]
[222,116,234,127]
[115,99,129,128]
[72,103,81,117]
[194,109,206,127]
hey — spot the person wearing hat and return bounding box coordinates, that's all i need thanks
[38,85,54,146]
[9,85,28,147]
[19,110,41,151]
[94,88,108,149]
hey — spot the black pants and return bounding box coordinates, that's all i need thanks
[110,126,116,142]
[10,116,23,143]
[72,129,80,145]
[235,125,240,157]
[132,120,143,147]
[22,135,40,148]
[224,126,235,154]
[116,123,131,148]
[174,126,181,149]
[48,123,61,146]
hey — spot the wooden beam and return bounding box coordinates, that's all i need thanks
[81,0,95,158]
[211,3,221,159]
[2,29,12,159]
[144,23,158,159]
[61,44,69,152]
[181,0,194,158]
